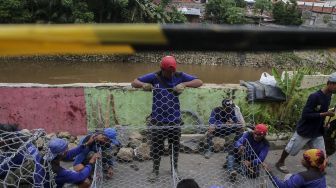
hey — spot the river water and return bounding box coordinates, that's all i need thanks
[0,62,271,84]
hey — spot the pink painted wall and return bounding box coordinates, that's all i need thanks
[0,88,87,135]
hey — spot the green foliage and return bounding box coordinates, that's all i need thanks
[301,11,311,20]
[24,0,94,23]
[270,68,315,130]
[325,51,336,70]
[0,0,185,24]
[72,1,94,23]
[240,68,319,132]
[0,0,32,23]
[205,0,245,24]
[254,0,272,25]
[323,14,332,24]
[126,0,186,23]
[226,7,245,24]
[235,0,246,8]
[272,0,302,25]
[254,0,272,15]
[86,0,128,23]
[168,7,187,23]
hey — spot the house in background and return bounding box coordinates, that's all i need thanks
[172,0,206,22]
[297,0,336,27]
[178,7,202,22]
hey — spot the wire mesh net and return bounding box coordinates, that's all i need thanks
[88,125,277,188]
[0,87,277,188]
[87,88,277,188]
[0,128,56,188]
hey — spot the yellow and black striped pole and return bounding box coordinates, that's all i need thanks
[0,24,336,56]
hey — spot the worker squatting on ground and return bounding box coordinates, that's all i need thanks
[204,98,245,159]
[47,138,99,188]
[73,128,120,179]
[226,124,269,182]
[131,55,203,182]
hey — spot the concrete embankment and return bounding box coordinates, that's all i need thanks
[1,50,335,69]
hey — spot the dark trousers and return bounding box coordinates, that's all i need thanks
[148,120,182,174]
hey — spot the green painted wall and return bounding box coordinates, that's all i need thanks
[84,86,247,130]
[83,83,335,133]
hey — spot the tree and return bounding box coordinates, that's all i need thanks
[0,0,32,23]
[272,0,302,25]
[226,7,245,24]
[254,0,272,25]
[26,0,94,23]
[71,1,94,23]
[205,0,245,24]
[85,0,128,23]
[155,0,186,23]
[167,7,187,23]
[0,0,183,24]
[235,0,246,8]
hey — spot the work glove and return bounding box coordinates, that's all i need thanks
[173,83,185,94]
[142,83,153,91]
[238,145,245,155]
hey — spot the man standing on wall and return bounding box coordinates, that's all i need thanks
[275,72,336,173]
[131,55,203,182]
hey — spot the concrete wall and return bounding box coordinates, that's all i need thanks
[0,83,246,135]
[84,84,247,129]
[0,87,87,135]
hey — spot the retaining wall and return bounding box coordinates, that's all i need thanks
[0,83,247,135]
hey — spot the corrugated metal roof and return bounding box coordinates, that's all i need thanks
[178,7,201,16]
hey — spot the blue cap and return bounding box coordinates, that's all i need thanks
[103,128,120,145]
[328,72,336,82]
[47,138,68,161]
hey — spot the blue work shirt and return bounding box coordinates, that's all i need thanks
[138,71,197,123]
[0,143,44,187]
[54,145,92,188]
[271,172,326,188]
[209,107,238,127]
[73,134,119,167]
[296,90,331,138]
[235,132,269,166]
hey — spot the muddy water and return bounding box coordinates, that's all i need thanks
[0,62,271,84]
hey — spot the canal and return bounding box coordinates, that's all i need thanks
[0,61,271,84]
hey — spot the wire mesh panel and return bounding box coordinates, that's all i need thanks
[89,124,277,188]
[91,148,103,188]
[0,129,56,188]
[85,88,276,188]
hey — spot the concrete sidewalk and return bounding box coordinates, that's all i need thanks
[62,149,335,188]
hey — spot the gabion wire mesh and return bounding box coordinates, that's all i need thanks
[0,129,56,188]
[0,87,278,188]
[88,124,277,188]
[87,88,277,188]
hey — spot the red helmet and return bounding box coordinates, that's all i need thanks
[254,124,268,135]
[160,56,176,71]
